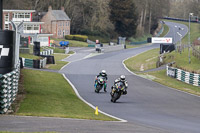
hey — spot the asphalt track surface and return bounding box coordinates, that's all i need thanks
[60,21,200,133]
[1,21,200,133]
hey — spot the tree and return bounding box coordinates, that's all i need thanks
[109,0,138,37]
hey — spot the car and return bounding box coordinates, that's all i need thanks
[59,41,69,47]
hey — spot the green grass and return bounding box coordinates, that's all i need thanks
[19,53,42,60]
[160,24,169,37]
[164,50,200,73]
[129,34,152,42]
[52,38,88,47]
[47,54,69,70]
[17,69,116,121]
[88,35,110,43]
[124,48,160,72]
[164,19,200,45]
[45,47,65,53]
[141,70,200,96]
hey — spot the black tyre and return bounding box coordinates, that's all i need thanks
[95,89,99,93]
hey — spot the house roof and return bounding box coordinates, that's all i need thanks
[51,10,70,21]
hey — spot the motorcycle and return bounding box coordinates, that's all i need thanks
[94,76,106,93]
[110,81,126,103]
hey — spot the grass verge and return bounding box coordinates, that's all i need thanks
[163,19,200,45]
[52,38,88,47]
[124,48,159,72]
[160,24,169,37]
[124,48,200,95]
[19,53,42,60]
[16,69,116,121]
[140,70,200,96]
[46,54,69,70]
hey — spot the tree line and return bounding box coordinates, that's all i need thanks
[4,0,173,39]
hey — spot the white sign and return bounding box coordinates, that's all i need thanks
[0,45,10,60]
[152,37,173,44]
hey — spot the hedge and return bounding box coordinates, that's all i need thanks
[65,35,88,42]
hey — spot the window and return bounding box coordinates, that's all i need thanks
[4,14,9,22]
[5,24,9,30]
[25,13,30,18]
[27,25,33,30]
[19,13,24,18]
[34,25,39,30]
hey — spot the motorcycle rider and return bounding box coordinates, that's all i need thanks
[95,70,108,92]
[111,75,128,95]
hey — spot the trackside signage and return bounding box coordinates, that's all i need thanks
[167,67,176,78]
[152,37,173,44]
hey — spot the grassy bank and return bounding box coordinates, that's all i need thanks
[160,24,169,37]
[124,48,200,96]
[46,54,69,70]
[124,48,159,72]
[16,69,115,121]
[141,70,200,96]
[52,38,88,47]
[164,19,200,45]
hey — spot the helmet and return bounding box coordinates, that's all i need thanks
[115,79,119,83]
[120,75,125,81]
[101,70,106,76]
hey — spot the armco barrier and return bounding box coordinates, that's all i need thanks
[166,66,200,87]
[0,62,20,114]
[130,41,147,45]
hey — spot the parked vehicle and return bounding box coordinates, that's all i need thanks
[59,41,69,47]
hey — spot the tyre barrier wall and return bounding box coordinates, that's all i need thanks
[40,49,54,56]
[0,62,20,114]
[21,57,47,69]
[166,66,200,87]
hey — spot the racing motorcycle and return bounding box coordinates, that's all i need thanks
[110,81,126,103]
[94,76,106,93]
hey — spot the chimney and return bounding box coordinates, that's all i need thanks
[48,6,52,11]
[61,6,65,11]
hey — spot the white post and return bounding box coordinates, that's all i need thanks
[188,13,193,64]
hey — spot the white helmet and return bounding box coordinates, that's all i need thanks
[120,75,125,81]
[101,70,106,76]
[115,79,119,83]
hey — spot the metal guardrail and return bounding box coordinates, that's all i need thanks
[130,41,147,45]
[166,66,200,87]
[0,62,20,114]
[163,17,199,23]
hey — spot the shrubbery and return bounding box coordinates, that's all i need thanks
[65,35,88,42]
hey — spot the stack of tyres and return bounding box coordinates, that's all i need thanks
[33,59,40,68]
[33,41,40,56]
[40,55,55,64]
[0,30,15,75]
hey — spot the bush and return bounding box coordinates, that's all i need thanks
[65,35,74,40]
[65,35,88,42]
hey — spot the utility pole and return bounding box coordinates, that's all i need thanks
[188,13,193,64]
[0,0,3,30]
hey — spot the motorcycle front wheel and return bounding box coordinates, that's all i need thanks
[111,92,121,103]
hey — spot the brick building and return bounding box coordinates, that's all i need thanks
[3,9,53,46]
[40,6,71,39]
